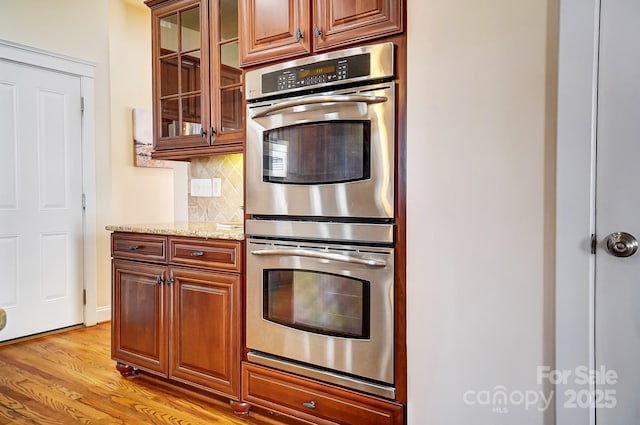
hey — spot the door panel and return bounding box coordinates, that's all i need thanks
[240,0,310,66]
[0,81,17,209]
[0,237,18,308]
[595,0,640,422]
[0,59,83,342]
[111,260,168,376]
[313,0,403,51]
[169,266,240,396]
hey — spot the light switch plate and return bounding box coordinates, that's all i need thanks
[191,178,213,197]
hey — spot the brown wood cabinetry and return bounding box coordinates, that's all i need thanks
[111,232,242,402]
[112,258,168,375]
[169,266,240,394]
[242,363,404,425]
[147,0,244,160]
[239,0,404,66]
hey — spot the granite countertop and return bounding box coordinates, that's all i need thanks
[105,221,244,240]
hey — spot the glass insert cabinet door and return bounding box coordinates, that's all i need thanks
[153,1,210,150]
[151,0,243,154]
[212,0,244,143]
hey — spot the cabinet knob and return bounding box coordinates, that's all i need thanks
[129,245,140,251]
[156,275,164,285]
[295,28,304,41]
[313,25,322,38]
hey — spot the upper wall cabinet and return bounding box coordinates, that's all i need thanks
[239,0,404,67]
[147,0,243,160]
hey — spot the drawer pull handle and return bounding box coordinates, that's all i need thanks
[129,245,140,251]
[156,276,164,285]
[303,400,316,409]
[191,251,204,257]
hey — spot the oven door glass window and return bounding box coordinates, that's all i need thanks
[263,121,371,184]
[263,269,370,339]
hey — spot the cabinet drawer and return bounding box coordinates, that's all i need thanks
[111,233,167,263]
[169,237,241,272]
[242,363,404,425]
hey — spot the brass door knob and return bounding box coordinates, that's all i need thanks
[0,308,6,331]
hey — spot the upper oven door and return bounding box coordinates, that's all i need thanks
[246,83,395,218]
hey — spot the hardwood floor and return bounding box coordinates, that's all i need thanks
[0,323,286,425]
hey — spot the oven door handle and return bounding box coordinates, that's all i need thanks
[250,94,388,119]
[250,248,387,267]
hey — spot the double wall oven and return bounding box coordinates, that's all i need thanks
[244,42,397,399]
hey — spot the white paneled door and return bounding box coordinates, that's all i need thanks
[0,59,84,341]
[595,0,640,422]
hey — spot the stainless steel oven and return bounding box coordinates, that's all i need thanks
[244,42,398,400]
[245,42,395,219]
[245,220,395,399]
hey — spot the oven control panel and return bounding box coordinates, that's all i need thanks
[245,42,394,101]
[261,53,371,94]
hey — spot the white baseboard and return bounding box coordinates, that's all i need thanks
[96,305,111,324]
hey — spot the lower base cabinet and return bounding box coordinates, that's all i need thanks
[242,363,404,425]
[111,232,242,403]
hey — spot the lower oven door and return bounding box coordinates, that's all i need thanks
[245,238,394,388]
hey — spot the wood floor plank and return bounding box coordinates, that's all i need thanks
[0,323,284,425]
[0,361,112,423]
[0,389,66,425]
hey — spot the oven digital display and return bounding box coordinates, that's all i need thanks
[297,65,336,79]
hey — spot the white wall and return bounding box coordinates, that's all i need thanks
[406,1,557,424]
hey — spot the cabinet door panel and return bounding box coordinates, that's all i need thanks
[210,0,245,148]
[240,0,310,66]
[151,0,211,152]
[111,260,168,376]
[313,0,404,51]
[169,267,241,397]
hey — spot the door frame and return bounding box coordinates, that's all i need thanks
[556,0,601,424]
[0,39,98,327]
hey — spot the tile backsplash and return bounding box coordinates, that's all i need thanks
[188,154,243,223]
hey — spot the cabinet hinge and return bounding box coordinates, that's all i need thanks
[591,234,597,254]
[81,96,85,115]
[83,289,87,305]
